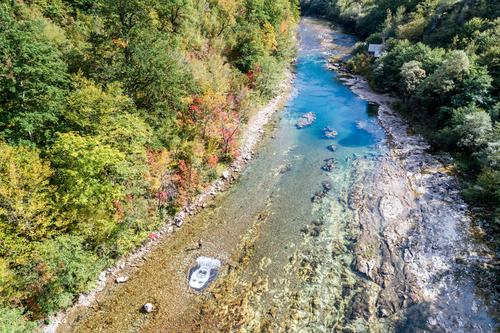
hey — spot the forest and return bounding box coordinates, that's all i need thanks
[0,0,299,330]
[302,0,499,234]
[1,0,499,330]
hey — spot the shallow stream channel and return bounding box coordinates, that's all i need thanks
[59,18,498,333]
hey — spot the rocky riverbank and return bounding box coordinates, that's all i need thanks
[43,70,295,333]
[331,53,498,331]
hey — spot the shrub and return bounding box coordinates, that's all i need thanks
[0,305,37,333]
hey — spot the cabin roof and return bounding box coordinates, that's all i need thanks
[368,44,384,57]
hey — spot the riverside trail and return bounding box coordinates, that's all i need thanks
[57,18,497,333]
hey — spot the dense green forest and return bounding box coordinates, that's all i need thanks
[0,0,298,329]
[302,0,499,232]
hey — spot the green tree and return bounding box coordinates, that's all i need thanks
[449,104,493,150]
[0,143,54,242]
[0,305,36,333]
[65,76,135,134]
[33,235,104,314]
[254,55,286,99]
[154,0,191,33]
[49,133,126,241]
[233,24,267,71]
[400,60,426,98]
[0,4,68,145]
[416,50,470,105]
[116,30,195,130]
[100,0,151,64]
[374,40,445,92]
[451,64,493,108]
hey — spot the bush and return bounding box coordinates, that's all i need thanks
[449,104,493,150]
[254,55,286,100]
[34,235,105,314]
[0,305,37,333]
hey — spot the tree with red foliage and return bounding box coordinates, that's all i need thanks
[174,159,199,206]
[219,110,240,159]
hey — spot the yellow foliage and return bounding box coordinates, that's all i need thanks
[262,22,278,52]
[0,258,15,299]
[112,38,128,48]
[0,142,54,241]
[42,19,67,46]
[146,149,172,195]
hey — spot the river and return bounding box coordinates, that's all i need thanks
[58,18,497,333]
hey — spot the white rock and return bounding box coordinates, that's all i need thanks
[222,171,230,180]
[115,276,129,283]
[98,272,106,282]
[142,303,154,313]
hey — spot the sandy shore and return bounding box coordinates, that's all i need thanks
[43,70,295,333]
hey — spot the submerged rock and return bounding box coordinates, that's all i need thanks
[322,180,333,192]
[312,219,324,226]
[296,112,316,129]
[323,126,338,138]
[327,144,337,152]
[311,190,326,203]
[278,163,292,174]
[322,158,336,172]
[312,181,334,203]
[310,226,321,237]
[174,217,183,227]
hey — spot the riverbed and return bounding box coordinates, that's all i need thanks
[57,18,497,333]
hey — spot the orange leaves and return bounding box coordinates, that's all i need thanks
[112,200,125,221]
[174,159,199,206]
[112,38,128,48]
[208,155,219,168]
[145,149,172,200]
[279,19,289,34]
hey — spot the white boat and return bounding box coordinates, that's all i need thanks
[188,256,221,291]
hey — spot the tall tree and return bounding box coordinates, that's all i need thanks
[0,5,68,145]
